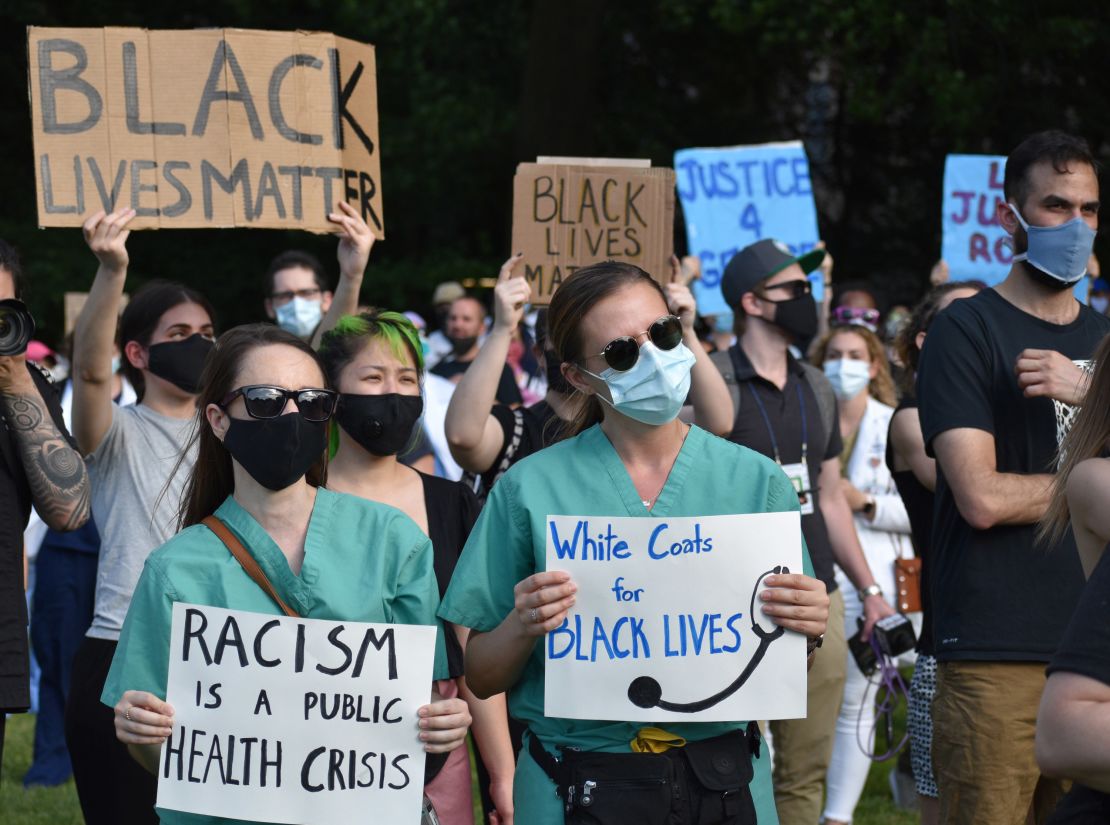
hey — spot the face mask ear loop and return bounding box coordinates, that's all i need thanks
[1007,202,1030,261]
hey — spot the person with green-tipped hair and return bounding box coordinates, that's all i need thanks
[320,311,517,824]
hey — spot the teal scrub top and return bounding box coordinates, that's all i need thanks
[439,424,813,825]
[102,488,448,825]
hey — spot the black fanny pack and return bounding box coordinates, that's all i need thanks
[527,723,762,825]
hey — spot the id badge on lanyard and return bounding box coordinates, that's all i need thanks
[747,381,814,515]
[778,461,814,515]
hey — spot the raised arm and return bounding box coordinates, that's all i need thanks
[73,208,134,455]
[664,258,733,436]
[932,427,1052,530]
[445,254,528,473]
[312,201,374,347]
[0,357,89,531]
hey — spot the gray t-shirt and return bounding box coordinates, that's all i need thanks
[86,403,196,640]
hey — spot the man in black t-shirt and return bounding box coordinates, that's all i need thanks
[716,238,895,825]
[918,130,1110,825]
[430,295,522,407]
[0,242,90,771]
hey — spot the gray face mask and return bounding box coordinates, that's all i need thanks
[1009,202,1095,289]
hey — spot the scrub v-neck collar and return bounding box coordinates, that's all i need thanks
[585,423,698,517]
[213,488,336,616]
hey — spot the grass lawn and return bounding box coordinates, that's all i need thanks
[3,710,920,824]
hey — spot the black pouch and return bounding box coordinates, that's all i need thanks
[562,750,677,825]
[680,730,757,825]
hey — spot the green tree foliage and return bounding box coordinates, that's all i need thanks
[1,0,1108,343]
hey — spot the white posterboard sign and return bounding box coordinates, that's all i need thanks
[158,603,435,825]
[544,512,806,723]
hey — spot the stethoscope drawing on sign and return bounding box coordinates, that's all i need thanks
[626,565,788,713]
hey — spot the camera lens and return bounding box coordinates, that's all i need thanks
[0,299,36,357]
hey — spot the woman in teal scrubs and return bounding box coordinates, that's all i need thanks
[102,324,470,824]
[439,262,830,824]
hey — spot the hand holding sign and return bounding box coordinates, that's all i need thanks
[758,571,829,639]
[114,689,174,745]
[514,570,577,637]
[83,208,135,274]
[330,201,375,281]
[418,691,472,753]
[491,253,529,335]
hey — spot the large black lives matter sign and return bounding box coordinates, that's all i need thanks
[27,27,384,235]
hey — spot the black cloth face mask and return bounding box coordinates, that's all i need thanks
[222,412,328,491]
[335,393,424,456]
[544,349,573,395]
[769,294,819,343]
[147,334,214,394]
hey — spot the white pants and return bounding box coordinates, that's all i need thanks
[821,555,919,822]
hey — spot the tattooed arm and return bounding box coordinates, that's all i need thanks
[0,357,90,532]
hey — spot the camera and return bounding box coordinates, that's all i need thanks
[849,614,917,676]
[0,299,35,357]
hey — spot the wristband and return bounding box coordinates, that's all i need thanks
[859,583,883,601]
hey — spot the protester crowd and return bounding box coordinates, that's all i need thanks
[3,128,1110,825]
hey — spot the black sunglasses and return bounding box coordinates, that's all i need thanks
[593,315,684,372]
[219,385,337,422]
[758,279,812,302]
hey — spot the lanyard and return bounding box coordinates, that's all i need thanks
[745,380,808,466]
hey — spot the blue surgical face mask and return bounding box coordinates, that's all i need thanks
[581,341,696,426]
[111,355,121,375]
[823,358,872,401]
[1091,296,1109,315]
[1008,202,1096,288]
[275,296,323,338]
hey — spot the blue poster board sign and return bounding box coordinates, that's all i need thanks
[675,141,822,318]
[941,154,1086,301]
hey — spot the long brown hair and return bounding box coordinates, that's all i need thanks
[810,324,898,407]
[894,281,984,393]
[547,261,669,439]
[1039,333,1110,547]
[176,324,329,529]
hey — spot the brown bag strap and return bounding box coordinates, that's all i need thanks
[202,515,299,618]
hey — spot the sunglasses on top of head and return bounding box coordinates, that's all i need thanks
[219,385,338,421]
[757,279,812,302]
[590,314,684,372]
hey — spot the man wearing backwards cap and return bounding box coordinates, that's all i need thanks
[712,238,895,825]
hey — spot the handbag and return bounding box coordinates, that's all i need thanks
[893,555,922,614]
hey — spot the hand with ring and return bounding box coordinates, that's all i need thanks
[114,689,175,746]
[512,571,577,637]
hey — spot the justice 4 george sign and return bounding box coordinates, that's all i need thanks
[27,27,384,235]
[543,512,807,724]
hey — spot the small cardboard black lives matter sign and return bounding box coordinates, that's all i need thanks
[158,603,434,824]
[27,27,384,236]
[511,159,676,305]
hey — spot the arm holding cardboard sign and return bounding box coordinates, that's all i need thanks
[666,257,734,436]
[446,254,530,472]
[310,201,375,348]
[72,208,134,455]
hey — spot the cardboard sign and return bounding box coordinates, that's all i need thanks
[511,162,675,304]
[544,512,806,723]
[158,603,434,825]
[27,27,383,235]
[64,291,129,335]
[674,141,822,317]
[941,155,1011,283]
